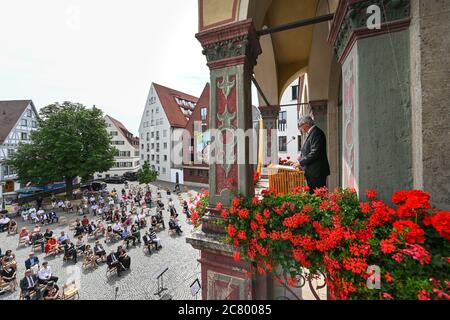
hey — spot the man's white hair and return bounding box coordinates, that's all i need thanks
[298,115,315,126]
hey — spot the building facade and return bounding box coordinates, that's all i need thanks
[96,115,140,178]
[0,100,39,202]
[139,83,198,183]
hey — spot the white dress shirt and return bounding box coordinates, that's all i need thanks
[38,266,52,280]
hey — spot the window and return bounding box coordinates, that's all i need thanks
[164,155,167,161]
[201,107,207,121]
[146,110,149,117]
[163,130,167,138]
[156,143,160,151]
[298,135,302,152]
[147,154,150,161]
[141,154,144,160]
[27,109,32,117]
[190,170,194,176]
[135,161,140,166]
[151,132,154,138]
[151,120,155,126]
[291,85,299,101]
[163,142,167,149]
[156,131,159,140]
[279,136,287,152]
[198,170,203,177]
[152,155,155,161]
[21,119,27,126]
[7,149,15,157]
[141,144,144,149]
[162,167,166,174]
[32,121,37,128]
[278,111,287,131]
[134,151,139,157]
[112,141,125,145]
[151,143,154,150]
[110,131,118,136]
[21,132,28,140]
[146,132,150,140]
[156,107,159,113]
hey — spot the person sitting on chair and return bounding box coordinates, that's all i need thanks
[106,250,124,277]
[149,228,162,250]
[81,216,90,232]
[25,252,40,272]
[121,227,136,248]
[64,240,77,263]
[156,212,166,229]
[112,221,123,235]
[19,227,31,245]
[42,281,60,300]
[131,224,141,244]
[2,250,17,270]
[45,236,61,255]
[1,264,17,292]
[58,231,69,246]
[37,261,58,285]
[83,245,98,268]
[93,220,105,239]
[88,221,97,235]
[20,269,41,300]
[0,215,11,232]
[49,211,59,223]
[30,231,45,253]
[44,228,53,242]
[117,247,131,270]
[73,223,84,237]
[156,200,164,211]
[168,217,183,235]
[94,241,107,262]
[75,235,86,253]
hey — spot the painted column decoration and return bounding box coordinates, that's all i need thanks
[342,53,356,189]
[187,19,263,300]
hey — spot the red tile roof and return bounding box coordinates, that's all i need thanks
[0,100,34,144]
[153,83,199,128]
[106,115,139,149]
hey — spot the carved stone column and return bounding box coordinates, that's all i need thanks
[259,105,280,178]
[187,19,266,300]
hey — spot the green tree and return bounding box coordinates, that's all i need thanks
[137,161,158,185]
[7,101,116,199]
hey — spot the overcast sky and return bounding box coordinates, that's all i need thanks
[0,0,216,134]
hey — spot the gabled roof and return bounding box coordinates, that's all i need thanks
[106,115,139,149]
[153,83,199,128]
[0,100,34,144]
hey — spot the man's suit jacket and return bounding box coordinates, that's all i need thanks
[299,126,330,179]
[20,275,39,291]
[107,253,118,267]
[25,257,39,270]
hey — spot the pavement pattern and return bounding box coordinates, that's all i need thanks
[0,182,203,300]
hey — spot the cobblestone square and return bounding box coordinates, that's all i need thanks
[0,182,202,300]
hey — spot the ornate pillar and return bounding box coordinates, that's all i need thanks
[259,105,280,178]
[328,0,413,201]
[187,19,265,300]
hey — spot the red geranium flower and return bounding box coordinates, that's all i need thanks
[237,230,247,240]
[428,211,450,240]
[365,189,377,199]
[233,251,241,262]
[215,202,223,211]
[232,198,240,207]
[393,220,425,244]
[227,224,236,238]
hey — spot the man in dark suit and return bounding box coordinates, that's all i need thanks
[107,250,124,277]
[296,115,330,192]
[20,269,41,300]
